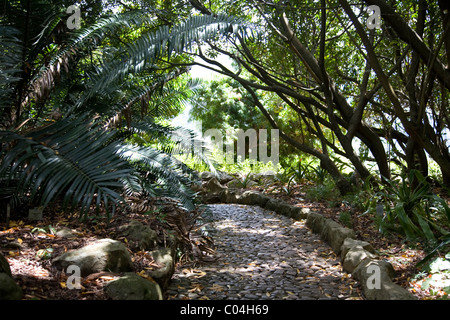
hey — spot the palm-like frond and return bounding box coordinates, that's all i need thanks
[94,67,193,120]
[120,144,198,211]
[77,14,244,108]
[0,9,245,219]
[0,116,131,217]
[28,10,152,109]
[146,77,202,119]
[124,119,216,173]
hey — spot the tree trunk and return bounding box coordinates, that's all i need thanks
[438,0,450,65]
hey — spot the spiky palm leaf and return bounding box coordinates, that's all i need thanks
[0,116,131,218]
[120,144,198,211]
[29,10,152,109]
[76,14,244,108]
[124,118,216,173]
[1,9,245,219]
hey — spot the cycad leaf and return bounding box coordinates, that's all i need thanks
[0,116,131,217]
[78,14,244,108]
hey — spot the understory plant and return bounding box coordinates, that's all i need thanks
[377,170,450,243]
[0,6,245,220]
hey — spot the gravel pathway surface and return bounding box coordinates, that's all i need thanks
[166,204,362,300]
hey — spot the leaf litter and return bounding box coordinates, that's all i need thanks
[1,198,217,300]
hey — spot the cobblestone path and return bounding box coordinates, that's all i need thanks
[166,204,362,300]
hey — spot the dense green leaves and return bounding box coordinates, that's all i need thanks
[0,26,22,112]
[378,170,450,241]
[0,117,130,217]
[0,1,246,219]
[78,14,244,108]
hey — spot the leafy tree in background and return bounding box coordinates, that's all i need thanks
[190,76,311,167]
[180,0,450,194]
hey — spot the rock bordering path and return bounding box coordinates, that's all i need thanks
[167,203,360,300]
[218,189,416,300]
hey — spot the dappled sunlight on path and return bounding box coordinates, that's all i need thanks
[166,204,362,300]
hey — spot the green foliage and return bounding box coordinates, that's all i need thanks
[417,237,450,269]
[305,181,340,202]
[31,225,56,235]
[280,176,297,196]
[377,170,450,241]
[190,77,269,133]
[0,3,248,221]
[0,116,130,217]
[287,160,313,184]
[0,26,22,111]
[208,154,279,177]
[344,177,378,213]
[77,14,245,110]
[236,171,256,189]
[311,165,329,185]
[339,211,353,228]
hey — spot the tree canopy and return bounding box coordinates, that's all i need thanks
[1,0,449,215]
[182,0,450,194]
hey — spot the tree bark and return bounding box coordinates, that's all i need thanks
[341,0,450,183]
[438,0,450,66]
[363,0,450,90]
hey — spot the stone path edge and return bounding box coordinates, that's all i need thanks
[207,189,417,300]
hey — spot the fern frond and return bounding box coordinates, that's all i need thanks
[120,144,198,211]
[78,14,244,107]
[0,116,131,217]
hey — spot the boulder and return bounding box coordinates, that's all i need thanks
[306,212,327,234]
[320,219,343,242]
[290,207,310,220]
[199,171,213,180]
[218,189,239,203]
[245,180,259,188]
[55,227,78,239]
[320,219,355,254]
[118,220,158,252]
[342,246,378,273]
[327,227,355,255]
[262,198,292,217]
[264,198,283,211]
[340,238,376,261]
[0,253,22,300]
[105,273,162,300]
[204,178,227,194]
[353,259,416,300]
[237,190,269,207]
[0,253,12,277]
[261,171,277,182]
[190,181,203,193]
[52,238,133,277]
[217,172,234,184]
[202,193,222,204]
[226,179,243,189]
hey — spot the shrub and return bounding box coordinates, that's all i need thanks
[377,170,450,242]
